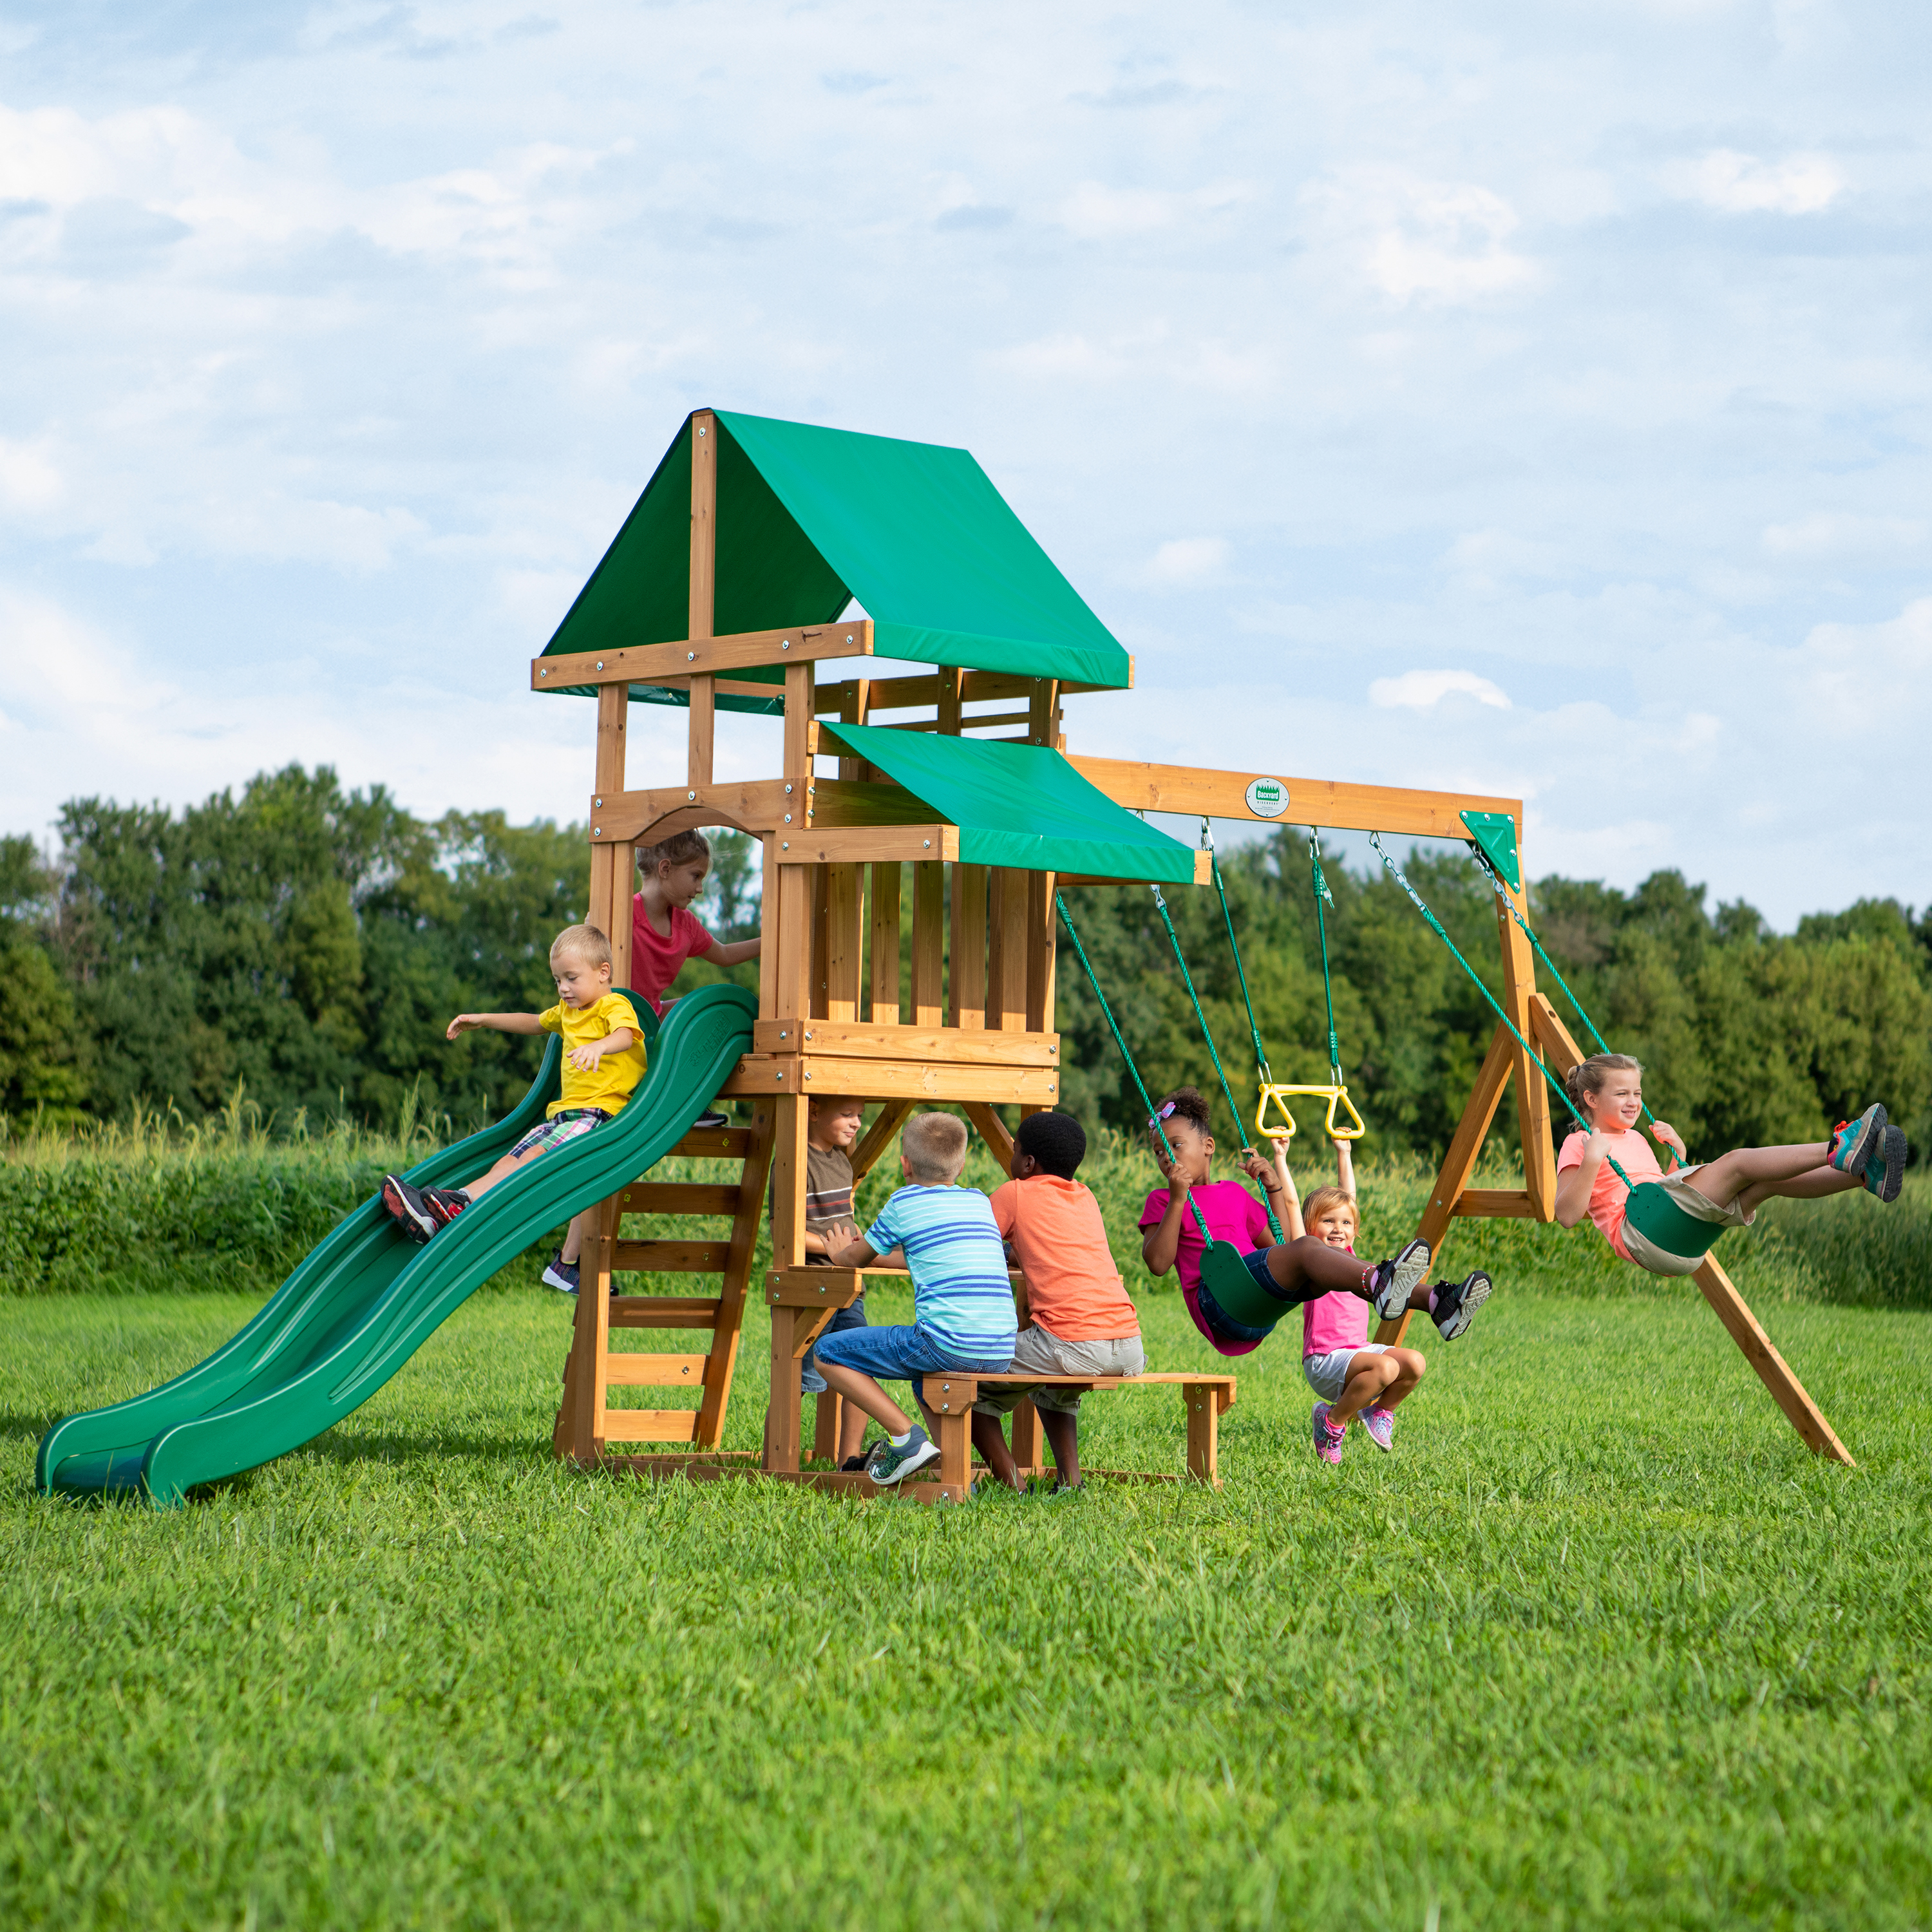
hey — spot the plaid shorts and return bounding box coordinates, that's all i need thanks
[508,1108,612,1160]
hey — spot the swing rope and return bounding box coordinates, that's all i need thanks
[1054,892,1217,1249]
[1204,822,1272,1087]
[1307,831,1344,1088]
[1464,845,1663,1141]
[1365,833,1663,1193]
[1150,877,1285,1242]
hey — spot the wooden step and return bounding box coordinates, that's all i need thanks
[617,1182,743,1215]
[668,1126,753,1159]
[609,1295,722,1329]
[612,1238,732,1273]
[601,1409,700,1443]
[603,1353,708,1386]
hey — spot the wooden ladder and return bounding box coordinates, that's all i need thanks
[553,1106,776,1465]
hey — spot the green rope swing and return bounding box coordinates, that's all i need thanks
[1367,833,1723,1273]
[1054,891,1301,1338]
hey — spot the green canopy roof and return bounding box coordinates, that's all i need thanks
[826,723,1197,884]
[538,411,1131,706]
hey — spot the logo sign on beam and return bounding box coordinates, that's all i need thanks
[1244,777,1289,819]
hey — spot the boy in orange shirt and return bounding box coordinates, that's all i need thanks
[974,1110,1142,1496]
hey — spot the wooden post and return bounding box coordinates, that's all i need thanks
[764,1094,811,1473]
[1377,1021,1517,1344]
[869,862,902,1025]
[1492,859,1555,1219]
[567,1193,621,1462]
[688,410,717,792]
[591,684,630,990]
[694,1103,775,1447]
[988,868,1028,1030]
[1009,1399,1043,1477]
[949,864,988,1028]
[825,864,863,1022]
[910,862,945,1025]
[758,835,779,1019]
[1184,1380,1223,1486]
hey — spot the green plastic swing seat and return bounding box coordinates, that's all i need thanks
[1197,1239,1289,1335]
[1620,1179,1727,1275]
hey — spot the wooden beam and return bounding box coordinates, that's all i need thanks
[696,1099,775,1447]
[750,1020,1059,1065]
[849,1099,913,1180]
[612,1239,732,1273]
[988,867,1028,1031]
[1493,866,1556,1218]
[1692,1255,1854,1465]
[686,408,717,791]
[589,683,631,991]
[534,620,873,692]
[775,826,958,866]
[808,863,828,1019]
[1066,755,1521,841]
[1376,1021,1517,1345]
[721,1054,1063,1104]
[603,1354,709,1386]
[961,1101,1016,1169]
[591,778,791,846]
[825,864,863,1022]
[618,1182,743,1215]
[869,862,901,1025]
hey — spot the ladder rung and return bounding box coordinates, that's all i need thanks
[617,1183,742,1215]
[609,1296,723,1329]
[601,1408,700,1443]
[613,1239,731,1273]
[604,1353,708,1386]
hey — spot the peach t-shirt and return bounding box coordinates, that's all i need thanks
[989,1175,1140,1343]
[1556,1128,1663,1262]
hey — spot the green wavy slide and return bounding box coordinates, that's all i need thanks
[36,983,756,1507]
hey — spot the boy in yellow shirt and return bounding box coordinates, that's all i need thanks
[381,922,647,1293]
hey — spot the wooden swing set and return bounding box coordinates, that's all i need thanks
[531,407,1852,1500]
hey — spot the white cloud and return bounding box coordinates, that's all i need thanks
[1368,669,1513,711]
[0,437,63,511]
[1057,179,1250,239]
[1669,149,1844,215]
[1302,167,1537,305]
[1761,513,1927,560]
[1144,537,1229,585]
[1785,597,1932,741]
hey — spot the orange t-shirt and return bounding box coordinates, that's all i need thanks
[989,1175,1139,1342]
[1556,1128,1663,1262]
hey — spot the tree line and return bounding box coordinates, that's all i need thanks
[4,764,1927,1167]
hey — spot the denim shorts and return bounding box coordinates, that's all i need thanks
[812,1321,1014,1405]
[1194,1245,1281,1345]
[508,1107,612,1161]
[800,1293,867,1396]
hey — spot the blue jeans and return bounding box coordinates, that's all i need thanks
[800,1293,867,1396]
[813,1320,1014,1406]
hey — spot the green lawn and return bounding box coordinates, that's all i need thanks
[3,1280,1929,1931]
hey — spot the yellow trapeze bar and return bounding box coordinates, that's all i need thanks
[1255,1080,1367,1145]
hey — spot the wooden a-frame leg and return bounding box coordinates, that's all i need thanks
[1378,1021,1517,1344]
[1693,1256,1854,1464]
[813,1391,844,1464]
[1184,1381,1224,1486]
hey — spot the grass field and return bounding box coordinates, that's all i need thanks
[6,1263,1931,1930]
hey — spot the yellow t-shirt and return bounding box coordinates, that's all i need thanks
[539,993,647,1118]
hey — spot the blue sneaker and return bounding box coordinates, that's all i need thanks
[1827,1104,1886,1177]
[1862,1124,1907,1203]
[865,1428,941,1486]
[542,1252,580,1295]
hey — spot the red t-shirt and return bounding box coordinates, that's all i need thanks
[630,897,715,1014]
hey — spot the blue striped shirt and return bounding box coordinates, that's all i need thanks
[864,1186,1017,1358]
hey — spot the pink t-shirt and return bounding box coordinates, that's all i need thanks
[630,898,715,1015]
[1302,1246,1367,1359]
[1556,1128,1662,1262]
[1138,1180,1276,1359]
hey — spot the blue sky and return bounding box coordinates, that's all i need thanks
[1,0,1927,924]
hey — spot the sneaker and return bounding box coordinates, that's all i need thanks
[693,1110,728,1130]
[1366,1238,1432,1322]
[1359,1405,1396,1453]
[864,1428,942,1486]
[1862,1124,1908,1204]
[1312,1401,1347,1464]
[381,1174,437,1244]
[1827,1104,1886,1176]
[1430,1270,1493,1342]
[840,1454,869,1473]
[542,1252,580,1295]
[422,1188,470,1230]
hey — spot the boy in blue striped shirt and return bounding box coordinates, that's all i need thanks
[817,1112,1018,1485]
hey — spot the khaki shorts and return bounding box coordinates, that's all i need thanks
[1616,1166,1753,1277]
[972,1321,1146,1415]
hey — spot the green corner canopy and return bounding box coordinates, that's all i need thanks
[538,411,1131,706]
[827,723,1197,884]
[1460,810,1522,892]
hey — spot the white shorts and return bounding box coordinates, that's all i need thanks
[1303,1343,1388,1403]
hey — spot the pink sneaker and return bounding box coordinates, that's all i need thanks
[1311,1402,1347,1464]
[1360,1405,1396,1453]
